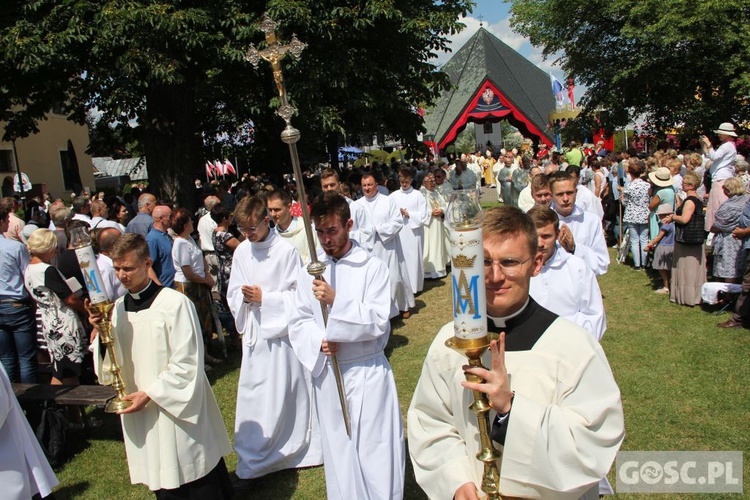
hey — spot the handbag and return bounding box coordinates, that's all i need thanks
[35,401,69,467]
[675,196,706,245]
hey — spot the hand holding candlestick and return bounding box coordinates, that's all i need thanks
[444,189,503,499]
[70,226,132,413]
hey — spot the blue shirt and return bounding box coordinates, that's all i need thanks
[658,222,675,246]
[125,213,154,238]
[146,228,175,288]
[0,235,30,300]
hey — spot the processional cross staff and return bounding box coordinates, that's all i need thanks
[245,14,352,437]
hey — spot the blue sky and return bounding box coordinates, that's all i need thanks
[434,0,569,86]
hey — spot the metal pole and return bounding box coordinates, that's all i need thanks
[11,139,28,211]
[246,15,352,437]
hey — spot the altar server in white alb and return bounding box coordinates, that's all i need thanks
[527,206,606,340]
[389,167,429,295]
[227,196,322,484]
[87,233,233,497]
[408,206,624,500]
[289,192,405,500]
[550,171,610,276]
[0,363,58,500]
[352,170,415,318]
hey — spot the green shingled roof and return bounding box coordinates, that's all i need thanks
[424,27,555,146]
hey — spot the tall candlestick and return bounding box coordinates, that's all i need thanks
[69,226,132,413]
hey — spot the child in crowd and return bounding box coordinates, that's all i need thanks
[645,204,675,294]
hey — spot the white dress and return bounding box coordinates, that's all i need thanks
[352,192,415,317]
[227,232,322,478]
[389,187,429,294]
[420,187,449,278]
[289,242,405,500]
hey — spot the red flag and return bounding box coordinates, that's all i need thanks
[224,159,236,175]
[205,162,214,178]
[567,77,576,109]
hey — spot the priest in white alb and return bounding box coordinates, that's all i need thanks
[289,193,405,500]
[227,196,322,485]
[420,171,450,279]
[87,233,234,497]
[408,206,623,500]
[389,167,429,295]
[352,170,415,318]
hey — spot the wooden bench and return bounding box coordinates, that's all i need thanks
[12,383,116,406]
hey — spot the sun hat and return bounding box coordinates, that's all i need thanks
[713,122,738,137]
[656,204,673,215]
[648,166,674,187]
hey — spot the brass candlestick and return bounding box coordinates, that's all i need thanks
[446,336,501,499]
[69,226,132,413]
[93,301,132,413]
[445,190,502,499]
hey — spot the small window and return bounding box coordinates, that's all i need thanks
[0,149,13,172]
[483,122,493,134]
[60,150,76,191]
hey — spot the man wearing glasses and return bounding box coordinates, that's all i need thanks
[408,206,623,500]
[227,196,322,487]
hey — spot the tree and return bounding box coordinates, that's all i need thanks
[0,0,472,207]
[506,0,750,136]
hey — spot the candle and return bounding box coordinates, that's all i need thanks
[69,226,109,304]
[446,190,487,340]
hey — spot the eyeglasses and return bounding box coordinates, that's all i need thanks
[239,222,267,234]
[483,256,532,276]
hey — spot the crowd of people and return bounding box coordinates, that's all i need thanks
[3,121,743,498]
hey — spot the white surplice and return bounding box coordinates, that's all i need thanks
[576,185,604,219]
[227,231,322,479]
[408,315,624,500]
[100,288,233,490]
[389,187,429,294]
[420,187,449,278]
[275,216,321,265]
[288,242,405,500]
[0,364,58,500]
[352,192,415,317]
[556,205,610,276]
[530,244,607,340]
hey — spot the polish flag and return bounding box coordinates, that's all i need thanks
[205,162,214,177]
[224,159,236,175]
[214,160,225,175]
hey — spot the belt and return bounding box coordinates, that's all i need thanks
[202,250,216,254]
[0,298,31,306]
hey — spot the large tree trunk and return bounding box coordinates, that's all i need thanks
[327,133,340,173]
[142,78,203,211]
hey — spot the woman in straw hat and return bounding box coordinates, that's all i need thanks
[648,166,676,240]
[701,122,738,232]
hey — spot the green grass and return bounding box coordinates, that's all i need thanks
[49,248,750,499]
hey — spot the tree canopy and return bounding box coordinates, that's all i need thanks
[507,0,750,136]
[0,0,472,206]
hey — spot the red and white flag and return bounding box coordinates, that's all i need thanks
[224,159,236,175]
[205,162,214,178]
[213,160,225,175]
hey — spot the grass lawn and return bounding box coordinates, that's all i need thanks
[48,246,750,499]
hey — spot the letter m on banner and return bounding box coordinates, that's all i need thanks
[453,271,481,319]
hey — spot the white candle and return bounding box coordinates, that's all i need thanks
[74,245,109,304]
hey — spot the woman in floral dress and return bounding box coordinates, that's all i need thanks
[24,229,86,385]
